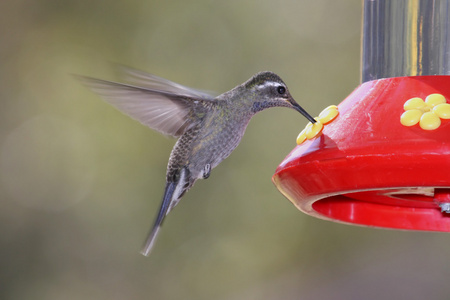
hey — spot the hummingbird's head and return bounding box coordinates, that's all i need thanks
[243,71,316,123]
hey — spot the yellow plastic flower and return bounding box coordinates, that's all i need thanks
[297,105,339,145]
[400,94,450,130]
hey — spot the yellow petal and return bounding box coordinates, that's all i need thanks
[425,93,446,107]
[403,97,426,111]
[296,128,307,145]
[433,103,450,119]
[419,112,441,130]
[400,109,422,126]
[318,105,339,124]
[305,118,324,139]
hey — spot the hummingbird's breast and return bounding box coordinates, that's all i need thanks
[188,104,253,178]
[166,101,253,182]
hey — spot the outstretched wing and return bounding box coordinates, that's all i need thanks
[76,72,215,137]
[119,66,216,100]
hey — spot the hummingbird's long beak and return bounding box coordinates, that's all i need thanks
[290,100,316,123]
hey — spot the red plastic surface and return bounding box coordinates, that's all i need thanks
[273,76,450,231]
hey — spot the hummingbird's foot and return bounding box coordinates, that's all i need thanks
[202,164,211,179]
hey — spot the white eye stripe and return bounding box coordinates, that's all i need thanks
[256,81,285,89]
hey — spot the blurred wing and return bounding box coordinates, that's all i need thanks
[77,76,213,137]
[118,65,217,100]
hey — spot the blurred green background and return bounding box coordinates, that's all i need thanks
[2,0,450,299]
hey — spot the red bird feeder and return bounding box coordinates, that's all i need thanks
[273,0,450,231]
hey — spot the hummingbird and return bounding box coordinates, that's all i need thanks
[77,67,315,256]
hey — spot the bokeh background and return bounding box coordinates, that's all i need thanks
[2,0,450,299]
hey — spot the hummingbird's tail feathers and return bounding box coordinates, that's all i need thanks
[140,226,161,257]
[141,167,191,256]
[141,181,176,256]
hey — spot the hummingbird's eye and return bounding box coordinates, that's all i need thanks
[277,86,286,95]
